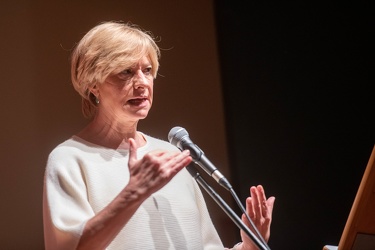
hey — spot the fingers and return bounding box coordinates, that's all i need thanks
[256,185,275,219]
[128,136,192,178]
[251,186,262,217]
[242,185,275,246]
[246,186,261,221]
[246,185,276,221]
[145,149,192,175]
[128,138,138,166]
[170,150,192,171]
[265,195,276,220]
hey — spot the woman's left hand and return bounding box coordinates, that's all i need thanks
[239,185,275,250]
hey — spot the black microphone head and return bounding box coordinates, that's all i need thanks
[168,126,189,148]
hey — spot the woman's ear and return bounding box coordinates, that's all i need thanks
[89,84,99,97]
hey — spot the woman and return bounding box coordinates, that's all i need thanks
[43,21,275,250]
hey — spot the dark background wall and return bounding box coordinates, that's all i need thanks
[214,1,374,249]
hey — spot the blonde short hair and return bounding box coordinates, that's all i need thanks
[71,21,160,118]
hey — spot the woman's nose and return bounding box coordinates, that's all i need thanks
[133,70,149,88]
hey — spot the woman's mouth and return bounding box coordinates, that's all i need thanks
[128,98,148,106]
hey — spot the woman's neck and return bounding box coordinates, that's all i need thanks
[76,116,146,149]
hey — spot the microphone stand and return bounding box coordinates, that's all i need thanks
[186,164,268,250]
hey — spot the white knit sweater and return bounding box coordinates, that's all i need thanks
[43,134,224,250]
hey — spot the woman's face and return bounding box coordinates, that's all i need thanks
[95,56,154,124]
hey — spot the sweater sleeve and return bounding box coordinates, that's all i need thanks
[43,147,94,250]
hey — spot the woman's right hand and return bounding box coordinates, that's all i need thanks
[126,138,192,200]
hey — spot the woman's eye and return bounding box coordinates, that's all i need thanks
[118,69,133,80]
[143,67,152,75]
[121,69,132,75]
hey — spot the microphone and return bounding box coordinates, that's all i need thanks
[168,126,232,190]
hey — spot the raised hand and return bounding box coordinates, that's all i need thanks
[239,185,275,250]
[126,138,192,200]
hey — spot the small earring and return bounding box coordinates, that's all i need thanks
[95,96,100,104]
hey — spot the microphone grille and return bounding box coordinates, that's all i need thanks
[168,126,188,146]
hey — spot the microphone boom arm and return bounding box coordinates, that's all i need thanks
[186,164,269,250]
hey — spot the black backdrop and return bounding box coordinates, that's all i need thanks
[214,2,374,249]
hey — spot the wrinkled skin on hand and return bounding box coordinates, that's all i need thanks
[126,138,193,200]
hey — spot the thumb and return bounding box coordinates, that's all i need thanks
[128,138,138,165]
[267,196,276,213]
